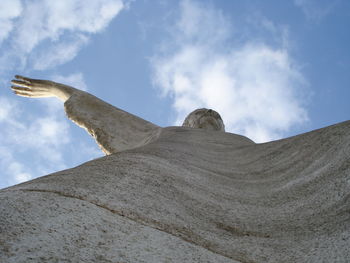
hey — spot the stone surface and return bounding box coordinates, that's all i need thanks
[1,122,350,262]
[64,91,161,154]
[10,75,162,155]
[182,108,225,131]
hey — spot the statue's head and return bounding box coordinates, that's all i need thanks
[182,108,225,132]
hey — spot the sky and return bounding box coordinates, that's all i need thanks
[0,0,349,188]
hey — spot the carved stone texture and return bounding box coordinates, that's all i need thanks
[1,121,350,263]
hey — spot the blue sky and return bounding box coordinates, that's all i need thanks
[0,0,349,188]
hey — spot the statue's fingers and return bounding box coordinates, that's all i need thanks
[12,86,33,96]
[11,80,32,87]
[11,85,49,93]
[15,75,32,83]
[15,75,31,83]
[13,90,47,98]
[13,91,34,97]
[15,75,48,85]
[11,86,31,92]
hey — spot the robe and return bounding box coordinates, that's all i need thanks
[1,92,349,262]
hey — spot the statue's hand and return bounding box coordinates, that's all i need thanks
[11,75,76,102]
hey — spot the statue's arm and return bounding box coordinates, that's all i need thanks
[11,75,79,101]
[11,75,161,154]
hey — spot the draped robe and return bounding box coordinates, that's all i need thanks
[1,91,349,262]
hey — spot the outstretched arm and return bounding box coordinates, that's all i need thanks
[11,75,161,155]
[11,75,80,102]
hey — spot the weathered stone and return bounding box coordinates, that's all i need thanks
[1,122,349,262]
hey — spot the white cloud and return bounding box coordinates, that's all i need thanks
[45,0,124,34]
[8,162,32,184]
[0,96,17,122]
[0,0,124,70]
[0,72,103,188]
[176,0,229,45]
[0,0,123,188]
[152,0,309,142]
[294,0,339,22]
[0,0,22,19]
[0,104,34,186]
[0,0,22,43]
[51,72,89,91]
[13,0,124,53]
[0,146,32,186]
[0,95,69,164]
[33,34,89,70]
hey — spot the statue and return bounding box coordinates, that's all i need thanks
[11,75,228,154]
[1,75,349,262]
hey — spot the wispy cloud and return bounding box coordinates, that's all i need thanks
[0,0,124,71]
[0,95,68,186]
[0,0,22,43]
[294,0,339,22]
[0,73,102,188]
[33,35,89,70]
[0,0,124,188]
[152,0,309,142]
[0,147,31,186]
[51,72,89,91]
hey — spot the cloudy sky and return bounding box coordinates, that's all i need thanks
[0,0,349,188]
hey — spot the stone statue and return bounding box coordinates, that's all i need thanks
[2,75,349,263]
[11,75,227,154]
